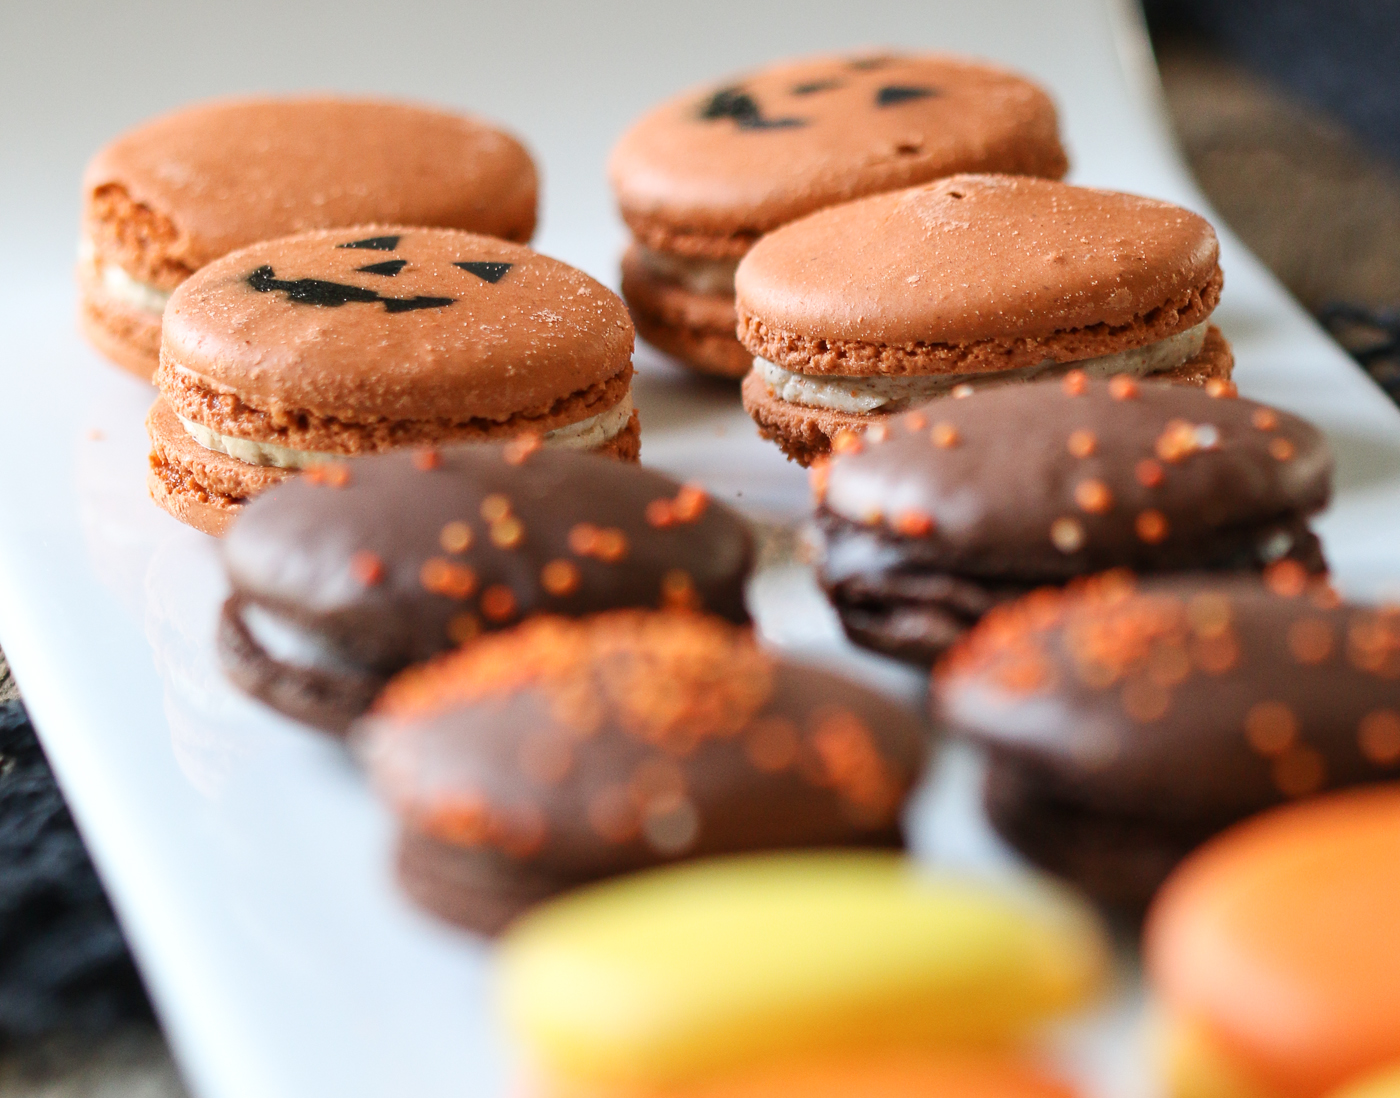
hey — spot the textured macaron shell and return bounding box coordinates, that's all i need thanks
[735,174,1219,356]
[935,574,1400,825]
[361,612,928,877]
[223,446,753,671]
[820,379,1330,579]
[609,54,1066,253]
[83,97,537,281]
[160,227,633,424]
[1146,786,1400,1098]
[499,851,1109,1087]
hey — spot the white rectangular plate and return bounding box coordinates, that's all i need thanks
[2,2,1399,1096]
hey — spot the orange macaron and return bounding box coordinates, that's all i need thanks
[1145,785,1400,1098]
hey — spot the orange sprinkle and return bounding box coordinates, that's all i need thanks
[930,422,960,448]
[418,794,490,846]
[1050,516,1085,553]
[645,499,675,527]
[866,423,890,444]
[1288,617,1334,664]
[1205,378,1238,398]
[831,429,863,455]
[1273,745,1326,797]
[594,528,629,563]
[1359,710,1400,765]
[490,516,525,549]
[1136,458,1165,488]
[412,448,442,471]
[1156,419,1198,463]
[480,494,511,523]
[1109,375,1140,400]
[1245,700,1297,756]
[480,585,518,622]
[1187,592,1233,638]
[1269,437,1296,462]
[903,411,928,432]
[1136,509,1169,544]
[446,613,481,645]
[348,550,385,586]
[568,522,600,556]
[1265,559,1308,597]
[1067,429,1097,458]
[671,484,709,523]
[305,463,351,488]
[1075,479,1113,514]
[503,434,542,465]
[893,509,936,537]
[1062,369,1088,396]
[420,558,478,600]
[540,559,581,597]
[439,521,473,554]
[661,568,700,611]
[1252,407,1279,431]
[809,459,831,503]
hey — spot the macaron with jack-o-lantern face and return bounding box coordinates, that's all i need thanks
[610,52,1068,379]
[148,226,639,535]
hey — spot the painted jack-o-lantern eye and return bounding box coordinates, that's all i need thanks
[698,64,942,131]
[244,238,517,313]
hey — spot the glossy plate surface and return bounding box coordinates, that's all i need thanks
[1,2,1398,1096]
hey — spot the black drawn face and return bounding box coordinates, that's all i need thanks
[695,55,939,131]
[245,235,515,313]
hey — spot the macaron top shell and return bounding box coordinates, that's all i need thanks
[360,611,929,873]
[935,572,1400,824]
[223,446,752,669]
[161,227,633,422]
[1145,785,1400,1098]
[735,174,1219,349]
[610,54,1066,253]
[84,97,537,278]
[818,379,1330,579]
[499,851,1109,1087]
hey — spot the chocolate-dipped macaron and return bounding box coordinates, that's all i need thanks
[934,570,1400,911]
[220,445,752,733]
[80,96,537,380]
[738,174,1234,463]
[812,376,1330,665]
[149,226,638,535]
[357,610,930,933]
[610,53,1067,378]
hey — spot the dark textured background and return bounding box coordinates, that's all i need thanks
[2,4,1399,1093]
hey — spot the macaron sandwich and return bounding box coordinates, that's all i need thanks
[149,226,638,535]
[610,52,1068,378]
[739,174,1234,463]
[80,96,537,380]
[936,570,1400,909]
[219,444,753,733]
[812,376,1331,665]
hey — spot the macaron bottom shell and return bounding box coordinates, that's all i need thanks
[498,851,1110,1089]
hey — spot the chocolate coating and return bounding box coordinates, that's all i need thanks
[933,573,1400,909]
[814,377,1331,664]
[220,447,753,732]
[357,611,931,933]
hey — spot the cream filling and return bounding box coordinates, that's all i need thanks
[241,603,362,675]
[634,245,740,296]
[755,323,1209,414]
[177,389,635,470]
[78,237,172,315]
